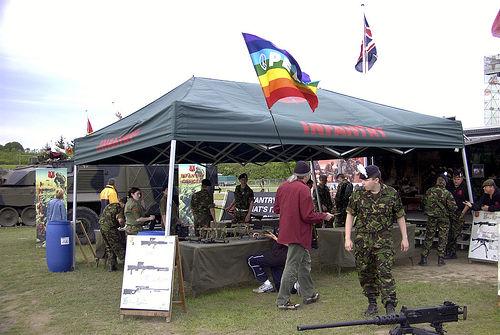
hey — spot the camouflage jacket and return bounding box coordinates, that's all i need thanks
[315,183,333,211]
[124,198,145,226]
[99,203,124,231]
[234,184,254,210]
[424,185,457,218]
[191,189,214,218]
[347,184,405,233]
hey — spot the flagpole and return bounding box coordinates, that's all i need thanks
[268,108,292,175]
[361,4,366,74]
[268,108,285,151]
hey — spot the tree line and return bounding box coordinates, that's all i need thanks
[0,136,74,166]
[1,138,296,179]
[217,162,296,180]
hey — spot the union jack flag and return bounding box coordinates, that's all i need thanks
[355,15,378,73]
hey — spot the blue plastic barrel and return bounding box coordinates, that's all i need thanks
[138,230,165,236]
[46,220,74,272]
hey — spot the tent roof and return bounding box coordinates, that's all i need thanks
[74,77,464,165]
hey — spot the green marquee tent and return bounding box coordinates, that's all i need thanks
[74,77,464,166]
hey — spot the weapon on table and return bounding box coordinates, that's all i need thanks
[215,206,264,221]
[200,237,230,244]
[140,238,169,248]
[473,221,496,227]
[471,237,496,259]
[123,285,170,295]
[181,236,202,242]
[297,301,467,335]
[127,261,169,274]
[251,213,264,221]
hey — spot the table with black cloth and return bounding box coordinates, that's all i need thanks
[316,224,415,272]
[180,238,273,296]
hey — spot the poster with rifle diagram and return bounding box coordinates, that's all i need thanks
[468,211,499,262]
[120,235,176,311]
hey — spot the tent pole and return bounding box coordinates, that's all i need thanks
[165,140,177,236]
[461,147,473,202]
[72,164,78,269]
[309,161,324,227]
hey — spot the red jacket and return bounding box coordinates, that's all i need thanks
[274,179,327,250]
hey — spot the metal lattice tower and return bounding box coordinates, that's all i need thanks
[484,55,500,126]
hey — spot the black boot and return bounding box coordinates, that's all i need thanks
[385,302,396,315]
[107,259,117,272]
[364,297,378,316]
[418,255,427,266]
[438,257,446,266]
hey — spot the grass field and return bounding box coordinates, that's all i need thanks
[1,227,498,334]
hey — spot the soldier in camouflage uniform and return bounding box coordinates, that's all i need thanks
[124,187,155,235]
[419,177,457,266]
[445,171,470,259]
[99,198,126,272]
[226,173,255,227]
[190,179,216,236]
[345,165,409,316]
[334,173,353,227]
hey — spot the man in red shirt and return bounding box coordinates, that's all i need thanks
[274,161,333,310]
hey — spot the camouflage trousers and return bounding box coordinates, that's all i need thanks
[353,231,397,307]
[421,216,450,258]
[193,214,212,236]
[446,212,465,255]
[101,227,126,266]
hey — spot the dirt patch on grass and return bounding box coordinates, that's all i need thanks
[0,293,21,333]
[29,310,52,333]
[0,293,53,334]
[396,250,497,283]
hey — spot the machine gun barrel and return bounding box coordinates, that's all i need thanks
[298,315,405,331]
[297,302,466,333]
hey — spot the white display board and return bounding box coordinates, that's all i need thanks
[468,211,499,262]
[120,235,176,311]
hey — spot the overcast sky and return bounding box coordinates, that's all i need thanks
[0,0,499,150]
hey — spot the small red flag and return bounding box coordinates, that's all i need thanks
[87,117,93,134]
[492,10,500,38]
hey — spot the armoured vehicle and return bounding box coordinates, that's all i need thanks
[0,161,217,242]
[0,161,169,241]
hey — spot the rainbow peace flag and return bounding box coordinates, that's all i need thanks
[242,33,319,112]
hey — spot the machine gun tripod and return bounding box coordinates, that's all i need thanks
[297,301,467,335]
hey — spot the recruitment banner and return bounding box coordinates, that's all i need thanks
[221,192,278,221]
[312,157,366,196]
[178,164,205,227]
[35,168,68,244]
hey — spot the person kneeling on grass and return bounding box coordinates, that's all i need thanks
[248,230,300,294]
